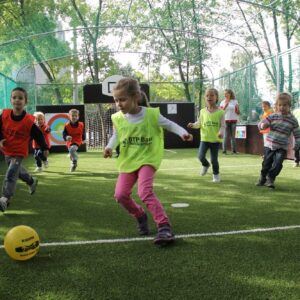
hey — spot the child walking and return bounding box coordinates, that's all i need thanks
[256,93,300,188]
[188,88,225,182]
[33,112,51,172]
[0,87,49,212]
[63,109,85,172]
[104,78,193,245]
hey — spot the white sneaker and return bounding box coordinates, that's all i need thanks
[200,165,210,176]
[34,167,43,172]
[293,162,299,168]
[43,160,49,168]
[212,174,221,183]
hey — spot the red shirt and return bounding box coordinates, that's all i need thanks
[32,124,51,149]
[1,109,35,157]
[65,122,84,148]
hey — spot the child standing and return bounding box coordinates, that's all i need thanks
[259,101,273,147]
[63,109,85,172]
[219,89,240,154]
[188,88,225,182]
[104,78,193,245]
[256,93,300,188]
[0,87,49,212]
[33,112,51,172]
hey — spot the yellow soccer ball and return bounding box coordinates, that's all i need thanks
[4,225,40,261]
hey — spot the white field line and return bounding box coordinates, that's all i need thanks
[159,164,261,171]
[1,225,299,249]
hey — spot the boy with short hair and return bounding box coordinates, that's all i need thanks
[63,109,85,172]
[0,87,49,212]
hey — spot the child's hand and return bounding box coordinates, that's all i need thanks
[187,123,194,128]
[82,140,86,144]
[218,132,223,139]
[103,148,113,158]
[182,133,193,142]
[0,139,6,148]
[66,136,72,141]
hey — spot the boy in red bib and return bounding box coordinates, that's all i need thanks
[32,112,51,172]
[63,109,85,172]
[0,87,49,212]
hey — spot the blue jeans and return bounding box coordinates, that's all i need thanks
[223,122,237,152]
[261,147,286,180]
[34,149,47,167]
[198,142,220,175]
[2,156,33,199]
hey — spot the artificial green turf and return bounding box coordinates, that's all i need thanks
[0,150,299,299]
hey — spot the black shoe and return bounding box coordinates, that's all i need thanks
[154,224,175,246]
[222,150,227,154]
[137,213,149,235]
[232,151,238,154]
[256,176,266,186]
[70,161,77,172]
[265,176,275,189]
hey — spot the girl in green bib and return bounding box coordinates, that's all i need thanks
[188,88,225,182]
[104,78,193,245]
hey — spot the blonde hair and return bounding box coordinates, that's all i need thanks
[69,108,79,115]
[224,89,235,100]
[113,78,141,101]
[33,111,45,119]
[205,88,219,103]
[275,93,292,107]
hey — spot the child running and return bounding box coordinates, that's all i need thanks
[256,93,300,188]
[187,88,225,182]
[63,109,85,172]
[0,87,49,212]
[103,78,193,245]
[33,112,51,172]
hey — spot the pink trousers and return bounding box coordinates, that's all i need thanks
[114,165,169,227]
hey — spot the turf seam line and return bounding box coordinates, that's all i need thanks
[1,225,299,248]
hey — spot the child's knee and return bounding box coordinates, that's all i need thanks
[114,190,130,202]
[138,187,153,202]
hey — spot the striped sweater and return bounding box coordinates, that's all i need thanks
[258,113,300,150]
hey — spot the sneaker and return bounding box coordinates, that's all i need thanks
[255,176,266,186]
[212,174,221,182]
[0,197,8,212]
[200,165,210,176]
[43,160,49,168]
[222,150,227,154]
[293,162,299,168]
[265,176,275,189]
[29,178,38,195]
[137,213,149,235]
[34,167,43,172]
[232,151,238,154]
[70,163,77,172]
[154,224,175,246]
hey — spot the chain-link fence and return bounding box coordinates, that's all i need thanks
[210,46,300,124]
[0,73,16,111]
